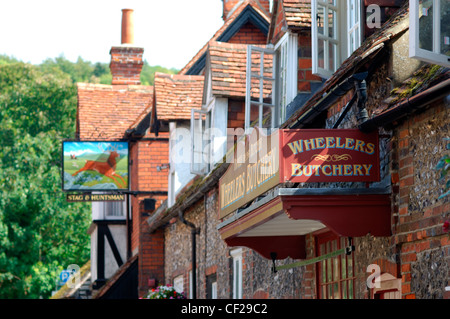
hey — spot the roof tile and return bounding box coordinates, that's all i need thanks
[154,73,204,121]
[77,83,153,140]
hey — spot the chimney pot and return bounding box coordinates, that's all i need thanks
[121,9,134,45]
[110,9,144,85]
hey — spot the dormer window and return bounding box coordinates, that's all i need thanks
[312,0,362,78]
[409,0,450,67]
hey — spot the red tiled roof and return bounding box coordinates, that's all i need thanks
[283,0,311,29]
[208,41,273,98]
[76,83,153,140]
[178,0,270,75]
[153,73,204,121]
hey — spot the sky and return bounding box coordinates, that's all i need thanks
[0,0,226,70]
[63,141,128,157]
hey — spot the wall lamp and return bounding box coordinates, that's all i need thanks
[156,164,170,172]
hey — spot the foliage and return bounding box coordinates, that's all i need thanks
[436,138,450,200]
[143,285,186,299]
[436,138,450,233]
[140,61,178,86]
[0,55,178,298]
[0,60,91,298]
[39,55,178,85]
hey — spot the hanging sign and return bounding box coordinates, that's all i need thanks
[219,128,280,219]
[281,129,380,183]
[218,129,380,219]
[62,141,129,192]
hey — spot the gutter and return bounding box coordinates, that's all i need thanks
[286,72,368,129]
[359,78,450,132]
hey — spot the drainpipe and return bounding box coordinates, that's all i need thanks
[178,210,200,299]
[355,79,369,125]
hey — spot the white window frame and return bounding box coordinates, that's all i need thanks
[409,0,450,67]
[231,248,243,299]
[348,0,362,55]
[190,109,210,175]
[245,45,276,132]
[274,32,298,124]
[245,33,297,131]
[211,281,218,299]
[189,270,193,299]
[168,122,176,207]
[173,275,184,294]
[91,192,126,220]
[312,0,362,78]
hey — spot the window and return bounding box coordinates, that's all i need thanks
[211,282,218,299]
[190,109,210,175]
[245,33,298,131]
[312,0,362,78]
[409,0,450,67]
[230,248,243,299]
[189,270,193,299]
[173,275,184,294]
[206,273,217,299]
[316,233,355,299]
[91,192,126,220]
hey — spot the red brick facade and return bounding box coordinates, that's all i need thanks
[228,22,267,44]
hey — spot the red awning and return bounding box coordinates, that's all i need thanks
[218,188,391,260]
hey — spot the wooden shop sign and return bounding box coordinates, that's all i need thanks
[281,129,380,183]
[218,129,380,219]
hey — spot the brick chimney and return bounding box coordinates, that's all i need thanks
[110,9,144,85]
[222,0,270,21]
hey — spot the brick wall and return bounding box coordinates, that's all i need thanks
[392,102,450,299]
[227,99,245,129]
[223,0,270,21]
[129,135,170,297]
[270,0,286,44]
[228,22,267,44]
[110,46,144,85]
[164,188,305,299]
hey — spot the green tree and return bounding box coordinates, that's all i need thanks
[436,138,450,199]
[140,60,178,85]
[0,61,91,298]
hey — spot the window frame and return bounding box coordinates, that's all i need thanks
[230,248,243,299]
[245,45,277,132]
[91,192,126,220]
[173,275,184,294]
[245,32,298,131]
[274,32,298,123]
[190,108,211,175]
[316,232,356,299]
[409,0,450,67]
[312,0,362,78]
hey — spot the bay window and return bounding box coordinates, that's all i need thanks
[312,0,362,78]
[409,0,450,67]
